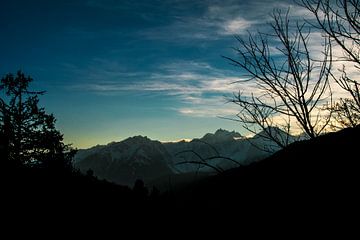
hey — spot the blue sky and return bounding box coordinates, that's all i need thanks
[0,0,307,148]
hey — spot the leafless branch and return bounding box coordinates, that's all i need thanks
[224,8,332,145]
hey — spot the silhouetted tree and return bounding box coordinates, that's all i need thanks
[300,0,360,127]
[224,9,333,146]
[86,169,94,177]
[150,186,160,199]
[330,98,360,128]
[0,71,75,171]
[175,139,241,173]
[0,128,8,164]
[133,179,148,199]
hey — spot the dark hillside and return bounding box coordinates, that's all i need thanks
[172,126,360,213]
[2,127,358,220]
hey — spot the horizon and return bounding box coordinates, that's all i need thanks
[0,0,348,148]
[74,126,293,149]
[78,128,240,149]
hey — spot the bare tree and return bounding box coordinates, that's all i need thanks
[175,139,241,174]
[300,0,360,126]
[330,98,360,128]
[224,9,333,146]
[226,93,293,150]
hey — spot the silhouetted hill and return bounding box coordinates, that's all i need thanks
[170,126,360,212]
[3,126,359,223]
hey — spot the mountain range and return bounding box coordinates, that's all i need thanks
[74,128,295,187]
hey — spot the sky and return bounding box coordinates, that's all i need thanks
[0,0,330,148]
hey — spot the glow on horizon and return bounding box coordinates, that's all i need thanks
[61,123,244,149]
[66,136,193,149]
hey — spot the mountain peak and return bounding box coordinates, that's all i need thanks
[122,135,156,145]
[200,129,242,143]
[254,127,290,138]
[128,135,150,140]
[214,128,240,137]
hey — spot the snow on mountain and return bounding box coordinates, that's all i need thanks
[74,136,173,185]
[201,129,243,144]
[164,129,266,173]
[74,128,294,186]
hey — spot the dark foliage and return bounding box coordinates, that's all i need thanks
[0,71,75,170]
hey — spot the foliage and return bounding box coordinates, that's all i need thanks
[0,71,75,170]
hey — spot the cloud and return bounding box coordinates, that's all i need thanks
[139,0,319,42]
[66,58,256,117]
[221,17,253,35]
[141,1,263,41]
[176,95,239,117]
[178,106,238,117]
[70,60,243,95]
[84,0,316,43]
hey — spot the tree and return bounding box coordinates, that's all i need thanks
[0,71,75,170]
[224,9,333,147]
[331,98,360,128]
[133,179,148,199]
[300,0,360,127]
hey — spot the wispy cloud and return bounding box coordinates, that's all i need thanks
[139,0,313,42]
[220,17,253,35]
[70,60,243,94]
[66,58,257,117]
[167,16,253,39]
[176,95,239,117]
[141,2,260,41]
[178,106,238,117]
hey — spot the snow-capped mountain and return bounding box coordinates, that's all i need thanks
[74,136,173,185]
[164,128,269,172]
[75,128,294,186]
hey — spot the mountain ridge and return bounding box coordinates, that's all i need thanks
[74,127,294,187]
